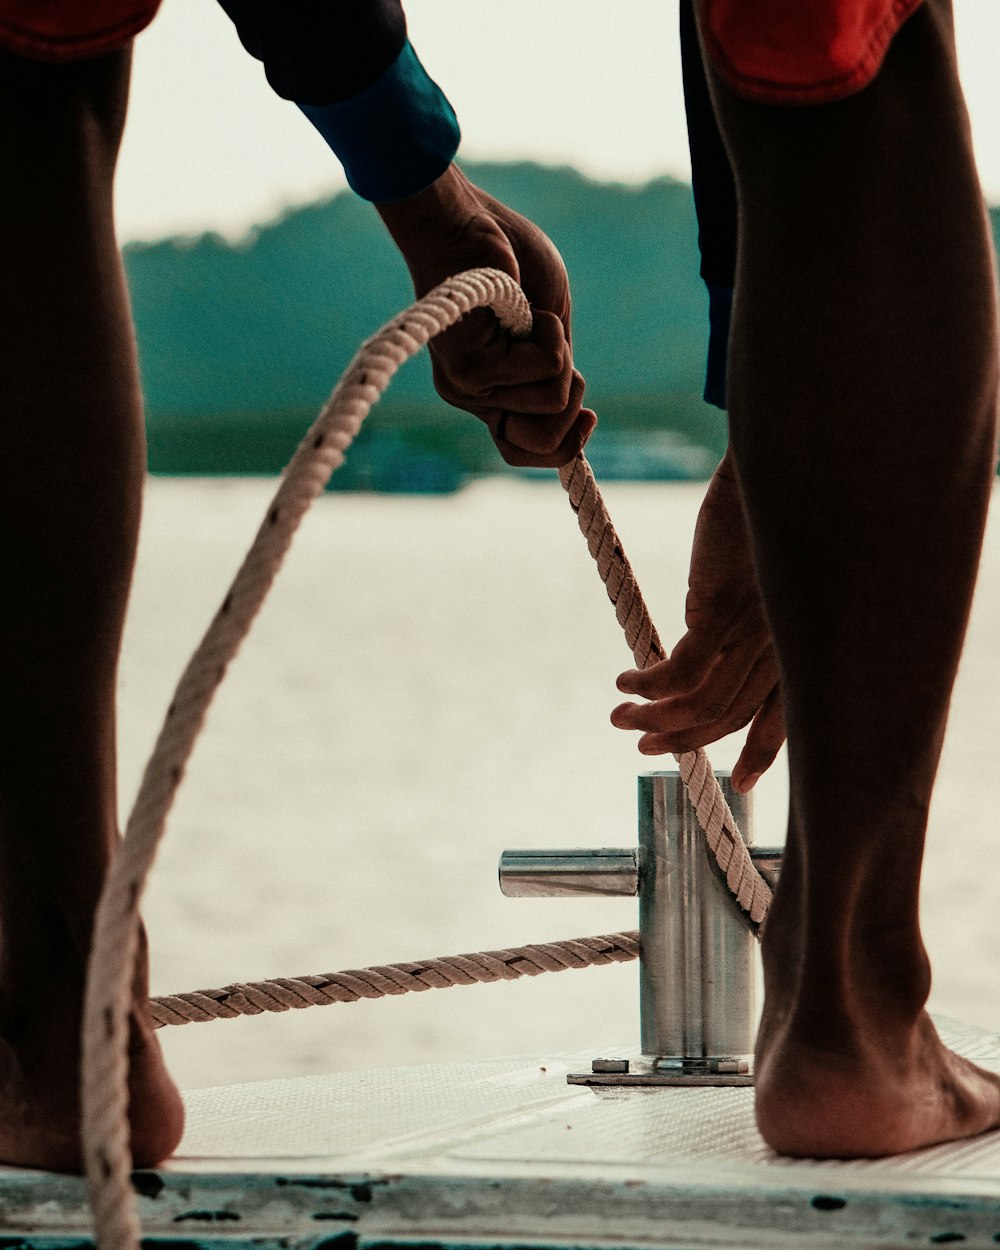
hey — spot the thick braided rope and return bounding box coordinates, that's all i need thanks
[148,931,640,1027]
[82,269,768,1250]
[140,460,768,1038]
[558,455,770,927]
[82,270,532,1250]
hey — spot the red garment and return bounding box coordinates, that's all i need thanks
[699,0,925,103]
[0,0,161,61]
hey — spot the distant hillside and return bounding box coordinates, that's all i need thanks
[124,162,1000,483]
[125,162,708,413]
[125,162,728,478]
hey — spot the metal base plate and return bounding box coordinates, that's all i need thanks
[568,1070,754,1088]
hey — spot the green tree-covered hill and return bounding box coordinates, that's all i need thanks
[125,161,1000,485]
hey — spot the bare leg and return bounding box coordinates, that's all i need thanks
[0,46,183,1170]
[707,0,1000,1156]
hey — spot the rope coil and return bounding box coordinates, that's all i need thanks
[82,269,769,1250]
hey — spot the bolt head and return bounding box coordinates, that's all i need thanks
[591,1058,630,1074]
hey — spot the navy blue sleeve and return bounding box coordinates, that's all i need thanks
[298,41,460,203]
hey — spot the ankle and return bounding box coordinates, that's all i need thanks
[853,919,931,1021]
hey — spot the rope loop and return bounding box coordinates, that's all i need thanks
[81,269,768,1250]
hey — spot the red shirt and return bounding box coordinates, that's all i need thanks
[698,0,925,103]
[0,0,162,60]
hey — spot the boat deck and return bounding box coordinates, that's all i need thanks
[4,1017,1000,1249]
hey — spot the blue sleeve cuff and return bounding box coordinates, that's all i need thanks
[297,40,461,203]
[703,281,733,410]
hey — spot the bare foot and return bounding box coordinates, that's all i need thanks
[755,1009,1000,1158]
[0,968,183,1174]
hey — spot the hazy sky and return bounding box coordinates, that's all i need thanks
[116,0,1000,243]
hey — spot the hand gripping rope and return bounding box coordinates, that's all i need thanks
[81,269,771,1250]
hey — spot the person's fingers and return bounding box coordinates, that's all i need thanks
[612,641,776,734]
[429,303,592,468]
[731,688,786,792]
[616,625,743,703]
[432,310,570,403]
[487,369,588,446]
[613,654,779,754]
[645,642,774,731]
[618,598,772,696]
[491,404,597,469]
[651,638,720,696]
[477,372,593,468]
[617,641,711,702]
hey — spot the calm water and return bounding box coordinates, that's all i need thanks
[121,476,1000,1091]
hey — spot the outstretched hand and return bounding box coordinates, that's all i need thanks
[610,451,785,791]
[376,164,595,467]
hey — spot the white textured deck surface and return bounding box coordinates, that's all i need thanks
[3,1018,1000,1248]
[176,1016,1000,1181]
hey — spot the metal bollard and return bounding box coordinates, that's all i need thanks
[639,771,754,1071]
[499,770,782,1084]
